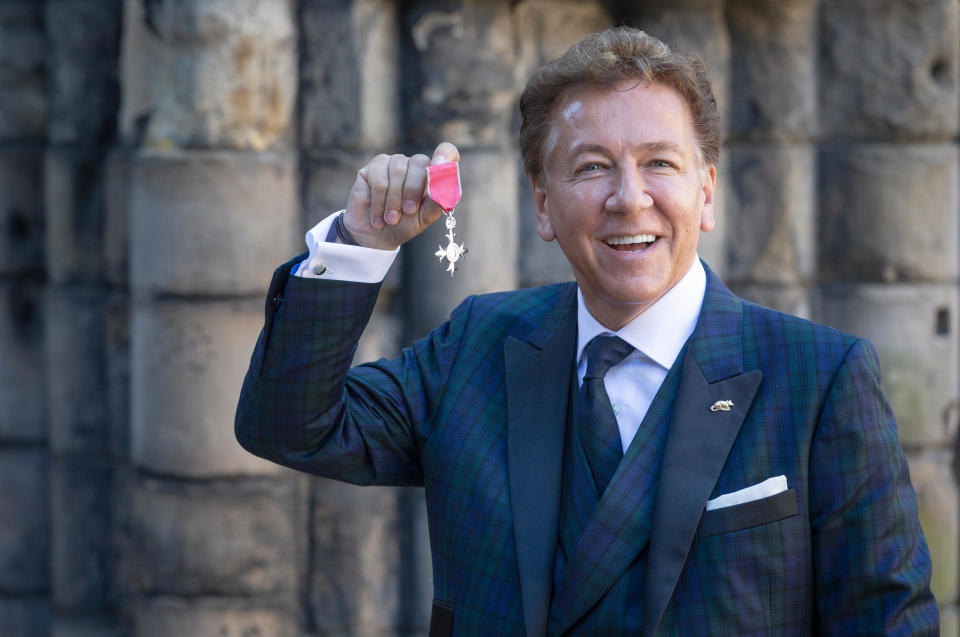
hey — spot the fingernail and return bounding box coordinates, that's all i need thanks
[435,155,447,164]
[373,218,385,229]
[403,200,416,214]
[386,209,400,225]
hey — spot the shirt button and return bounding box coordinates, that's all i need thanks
[314,263,327,275]
[613,404,622,416]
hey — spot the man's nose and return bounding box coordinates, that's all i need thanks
[606,168,654,213]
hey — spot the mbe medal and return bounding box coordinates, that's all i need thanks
[427,162,467,276]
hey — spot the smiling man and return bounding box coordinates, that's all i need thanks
[236,28,937,635]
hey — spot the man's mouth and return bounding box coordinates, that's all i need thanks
[604,233,657,252]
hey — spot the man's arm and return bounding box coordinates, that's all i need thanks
[810,338,938,634]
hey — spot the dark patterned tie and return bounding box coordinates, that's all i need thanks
[575,335,634,496]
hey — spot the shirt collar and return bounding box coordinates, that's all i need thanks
[576,258,707,371]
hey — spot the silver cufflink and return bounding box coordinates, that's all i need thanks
[314,264,327,275]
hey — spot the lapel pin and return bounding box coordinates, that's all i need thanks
[710,400,734,412]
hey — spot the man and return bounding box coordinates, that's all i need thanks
[236,28,937,635]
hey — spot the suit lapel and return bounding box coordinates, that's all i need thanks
[642,268,763,636]
[506,284,577,637]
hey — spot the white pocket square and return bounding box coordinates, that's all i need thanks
[705,475,788,511]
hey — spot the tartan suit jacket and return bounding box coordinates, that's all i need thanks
[236,255,938,636]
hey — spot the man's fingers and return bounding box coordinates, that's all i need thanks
[364,154,390,229]
[403,154,430,215]
[431,142,460,166]
[384,154,409,226]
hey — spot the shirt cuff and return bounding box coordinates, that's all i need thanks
[293,211,399,283]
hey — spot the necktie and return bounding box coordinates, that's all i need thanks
[575,335,634,496]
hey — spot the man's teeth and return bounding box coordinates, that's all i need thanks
[605,234,657,246]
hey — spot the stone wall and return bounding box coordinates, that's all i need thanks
[0,0,957,634]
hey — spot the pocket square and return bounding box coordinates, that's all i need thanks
[706,475,788,511]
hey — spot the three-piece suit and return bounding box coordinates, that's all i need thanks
[236,254,937,635]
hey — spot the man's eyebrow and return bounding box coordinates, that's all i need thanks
[568,141,683,155]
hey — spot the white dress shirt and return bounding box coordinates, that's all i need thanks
[294,211,706,452]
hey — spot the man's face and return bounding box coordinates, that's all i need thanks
[533,81,716,330]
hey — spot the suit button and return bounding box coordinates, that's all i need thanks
[273,293,282,308]
[314,264,327,275]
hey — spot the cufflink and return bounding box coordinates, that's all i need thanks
[314,264,327,275]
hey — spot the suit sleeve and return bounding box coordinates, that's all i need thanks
[810,338,939,635]
[234,257,474,487]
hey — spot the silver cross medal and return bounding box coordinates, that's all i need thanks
[427,162,467,277]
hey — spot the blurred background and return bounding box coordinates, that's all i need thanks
[1,0,958,635]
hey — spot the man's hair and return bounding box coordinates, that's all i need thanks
[518,27,720,184]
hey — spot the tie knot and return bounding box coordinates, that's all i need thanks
[583,335,634,379]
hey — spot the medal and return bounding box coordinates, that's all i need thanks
[427,162,467,276]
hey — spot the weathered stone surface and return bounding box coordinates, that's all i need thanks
[129,150,298,296]
[907,455,958,606]
[623,0,730,128]
[300,0,399,149]
[0,449,49,593]
[819,144,958,283]
[52,615,120,637]
[725,144,814,285]
[121,0,296,151]
[403,151,518,339]
[0,280,45,442]
[0,149,44,275]
[51,455,112,612]
[131,298,283,477]
[133,597,298,637]
[103,150,130,288]
[820,0,959,140]
[45,147,108,286]
[45,0,121,146]
[729,284,811,319]
[0,2,46,140]
[726,0,816,141]
[0,597,51,637]
[106,294,130,459]
[312,481,429,635]
[517,175,573,287]
[815,284,959,448]
[302,148,402,295]
[46,286,108,454]
[941,607,959,637]
[121,476,298,596]
[513,0,611,80]
[405,0,516,148]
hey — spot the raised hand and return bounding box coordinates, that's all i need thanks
[342,142,460,250]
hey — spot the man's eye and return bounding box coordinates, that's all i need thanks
[581,162,603,172]
[652,159,676,169]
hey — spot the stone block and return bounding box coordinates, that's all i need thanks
[405,0,517,148]
[45,147,108,286]
[725,144,814,285]
[122,0,296,151]
[820,0,959,140]
[129,150,298,296]
[133,597,298,637]
[728,284,811,320]
[0,2,46,140]
[623,0,730,129]
[815,284,959,448]
[51,455,112,612]
[302,148,403,295]
[0,597,51,637]
[121,476,298,596]
[726,0,816,141]
[45,0,121,145]
[517,181,574,287]
[131,298,284,477]
[0,149,44,275]
[106,294,130,459]
[46,286,108,455]
[312,481,422,635]
[0,280,45,443]
[0,449,49,593]
[300,0,400,149]
[52,616,120,637]
[403,151,518,338]
[941,607,958,637]
[819,144,958,283]
[513,0,611,80]
[103,150,130,288]
[907,455,958,605]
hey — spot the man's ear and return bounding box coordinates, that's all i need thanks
[699,164,717,233]
[532,177,556,242]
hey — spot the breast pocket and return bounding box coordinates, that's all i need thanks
[697,488,798,538]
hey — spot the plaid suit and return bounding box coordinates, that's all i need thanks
[236,256,937,636]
